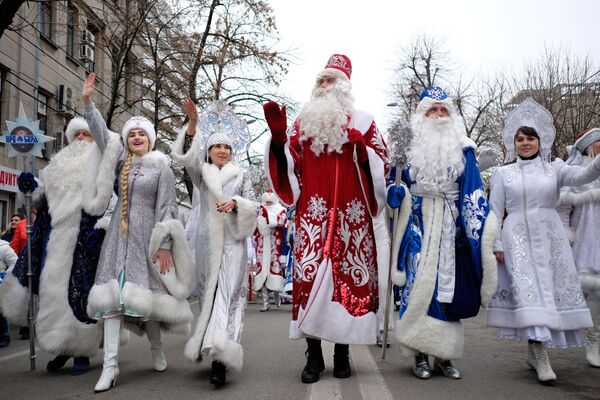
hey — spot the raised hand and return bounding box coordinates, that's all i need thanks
[263,101,287,145]
[182,98,198,136]
[82,72,96,105]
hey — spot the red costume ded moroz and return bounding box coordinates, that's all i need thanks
[264,54,389,344]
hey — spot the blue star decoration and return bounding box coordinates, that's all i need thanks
[0,102,54,158]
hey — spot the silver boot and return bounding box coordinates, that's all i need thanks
[528,341,557,382]
[260,286,271,312]
[434,358,461,379]
[412,353,431,379]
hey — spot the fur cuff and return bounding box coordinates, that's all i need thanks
[149,219,194,300]
[170,124,204,167]
[480,211,499,306]
[226,196,258,240]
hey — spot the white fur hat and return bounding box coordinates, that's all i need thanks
[122,116,156,150]
[261,190,279,205]
[65,117,90,144]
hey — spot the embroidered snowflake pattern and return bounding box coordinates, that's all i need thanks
[345,198,366,225]
[462,188,487,242]
[306,195,328,221]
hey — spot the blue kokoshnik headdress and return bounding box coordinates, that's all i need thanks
[195,100,250,155]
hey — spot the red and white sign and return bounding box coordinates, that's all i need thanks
[0,166,22,193]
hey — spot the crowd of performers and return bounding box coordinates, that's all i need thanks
[0,53,599,393]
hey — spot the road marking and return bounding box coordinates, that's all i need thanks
[0,349,29,363]
[350,345,394,400]
[307,343,342,400]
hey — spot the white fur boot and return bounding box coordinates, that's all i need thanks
[527,341,557,382]
[95,318,121,392]
[146,321,167,372]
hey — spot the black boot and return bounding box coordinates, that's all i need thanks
[333,343,351,379]
[301,338,324,383]
[209,361,226,387]
[47,355,71,372]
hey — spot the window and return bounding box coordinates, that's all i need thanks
[66,7,77,58]
[37,92,48,133]
[41,1,53,40]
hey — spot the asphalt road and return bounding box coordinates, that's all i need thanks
[0,301,598,400]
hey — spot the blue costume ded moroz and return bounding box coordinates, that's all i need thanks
[387,87,497,379]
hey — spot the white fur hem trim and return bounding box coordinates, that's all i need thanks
[207,329,244,371]
[149,219,194,300]
[0,273,30,326]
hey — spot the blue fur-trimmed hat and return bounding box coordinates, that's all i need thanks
[419,86,448,101]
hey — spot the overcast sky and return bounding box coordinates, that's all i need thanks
[268,0,600,130]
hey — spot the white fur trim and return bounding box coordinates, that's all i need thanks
[83,131,121,215]
[579,273,600,291]
[170,124,204,167]
[0,272,30,326]
[389,184,412,287]
[135,150,169,169]
[148,219,194,301]
[207,329,244,371]
[395,197,464,360]
[65,117,90,144]
[317,68,349,82]
[264,136,301,207]
[87,279,120,318]
[558,188,600,206]
[480,211,499,307]
[226,196,258,240]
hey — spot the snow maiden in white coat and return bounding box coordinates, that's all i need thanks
[81,73,194,392]
[557,127,600,367]
[487,98,600,382]
[173,99,259,387]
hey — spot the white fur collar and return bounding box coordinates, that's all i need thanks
[462,136,477,150]
[131,150,169,169]
[201,162,243,201]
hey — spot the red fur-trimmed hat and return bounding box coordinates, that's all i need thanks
[319,54,352,80]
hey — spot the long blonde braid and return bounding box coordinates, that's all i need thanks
[120,152,134,235]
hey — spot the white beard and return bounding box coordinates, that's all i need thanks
[408,113,465,192]
[298,79,355,156]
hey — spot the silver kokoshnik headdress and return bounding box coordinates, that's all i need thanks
[502,97,556,161]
